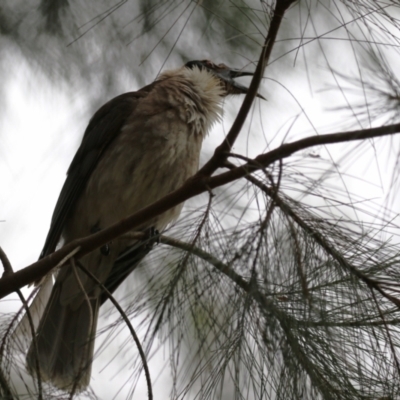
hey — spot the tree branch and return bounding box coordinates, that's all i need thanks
[198,0,296,176]
[0,122,399,299]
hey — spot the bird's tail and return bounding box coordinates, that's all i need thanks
[12,274,54,352]
[26,281,100,392]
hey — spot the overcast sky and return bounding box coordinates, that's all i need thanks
[1,3,400,398]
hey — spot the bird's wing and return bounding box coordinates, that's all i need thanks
[40,86,153,259]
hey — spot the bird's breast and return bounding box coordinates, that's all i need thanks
[64,105,204,243]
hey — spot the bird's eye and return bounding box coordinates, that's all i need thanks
[185,60,204,70]
[185,60,216,71]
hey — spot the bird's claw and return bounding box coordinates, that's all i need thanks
[143,227,160,248]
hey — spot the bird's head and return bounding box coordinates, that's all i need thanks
[184,59,265,99]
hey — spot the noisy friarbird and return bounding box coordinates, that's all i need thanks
[22,59,259,391]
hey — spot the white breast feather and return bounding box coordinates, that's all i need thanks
[159,67,225,136]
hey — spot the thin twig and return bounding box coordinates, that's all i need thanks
[223,161,400,309]
[0,247,43,400]
[151,191,214,335]
[370,288,400,377]
[69,257,94,399]
[75,262,153,400]
[159,235,251,293]
[53,246,81,270]
[0,367,13,400]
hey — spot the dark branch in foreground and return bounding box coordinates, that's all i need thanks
[199,0,296,176]
[0,122,400,299]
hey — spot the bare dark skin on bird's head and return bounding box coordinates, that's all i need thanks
[185,59,264,98]
[24,59,259,391]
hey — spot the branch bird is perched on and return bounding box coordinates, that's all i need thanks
[24,59,260,391]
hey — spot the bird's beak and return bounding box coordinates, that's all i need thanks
[213,65,266,100]
[185,60,266,100]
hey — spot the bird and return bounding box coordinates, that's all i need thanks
[22,59,259,391]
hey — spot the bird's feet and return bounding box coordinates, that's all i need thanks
[143,226,160,249]
[90,224,112,256]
